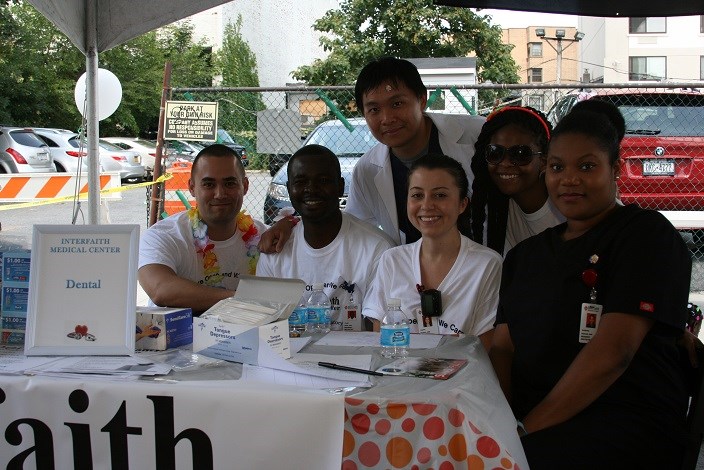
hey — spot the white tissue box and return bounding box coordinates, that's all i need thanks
[192,275,306,364]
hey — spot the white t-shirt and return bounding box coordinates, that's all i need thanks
[139,211,267,301]
[504,198,565,255]
[363,235,502,336]
[257,213,394,330]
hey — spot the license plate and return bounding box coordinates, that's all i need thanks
[133,156,140,164]
[36,152,49,162]
[643,159,674,176]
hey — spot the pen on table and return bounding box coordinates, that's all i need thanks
[318,361,385,376]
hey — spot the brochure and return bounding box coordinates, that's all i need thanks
[376,356,467,380]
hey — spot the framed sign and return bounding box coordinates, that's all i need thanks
[24,224,139,356]
[164,100,218,141]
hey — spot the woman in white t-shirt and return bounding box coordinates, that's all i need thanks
[363,154,502,350]
[470,106,564,256]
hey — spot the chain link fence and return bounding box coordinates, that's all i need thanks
[153,83,704,290]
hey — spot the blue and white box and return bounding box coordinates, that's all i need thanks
[135,306,193,350]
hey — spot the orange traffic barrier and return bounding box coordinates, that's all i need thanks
[0,173,121,202]
[163,162,196,216]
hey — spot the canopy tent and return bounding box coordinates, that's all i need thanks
[434,0,704,17]
[25,0,704,223]
[26,0,230,224]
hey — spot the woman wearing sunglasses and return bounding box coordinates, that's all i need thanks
[470,106,563,255]
[363,154,502,351]
[491,100,691,468]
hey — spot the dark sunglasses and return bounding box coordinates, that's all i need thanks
[485,144,542,166]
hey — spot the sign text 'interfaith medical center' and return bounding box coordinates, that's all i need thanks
[164,101,219,142]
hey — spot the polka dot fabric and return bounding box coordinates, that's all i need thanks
[342,397,521,469]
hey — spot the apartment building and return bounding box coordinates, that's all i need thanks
[578,15,704,83]
[502,27,582,85]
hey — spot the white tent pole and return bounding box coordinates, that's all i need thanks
[86,0,100,224]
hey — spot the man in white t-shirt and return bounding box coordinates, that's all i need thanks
[139,144,266,315]
[257,144,394,331]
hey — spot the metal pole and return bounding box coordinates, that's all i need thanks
[149,62,172,227]
[556,39,563,85]
[85,0,100,224]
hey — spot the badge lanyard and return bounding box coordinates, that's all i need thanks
[579,254,602,343]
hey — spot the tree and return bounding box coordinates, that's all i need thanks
[292,0,519,108]
[0,0,84,128]
[100,22,213,136]
[211,16,264,134]
[0,1,214,136]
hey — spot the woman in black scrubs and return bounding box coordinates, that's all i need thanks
[490,100,691,469]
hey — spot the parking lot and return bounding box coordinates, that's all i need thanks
[0,170,272,252]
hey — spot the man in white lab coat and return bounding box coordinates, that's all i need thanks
[347,57,485,245]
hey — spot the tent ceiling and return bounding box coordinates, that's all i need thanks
[434,0,704,18]
[26,0,230,53]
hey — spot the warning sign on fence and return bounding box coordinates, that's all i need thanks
[164,101,218,141]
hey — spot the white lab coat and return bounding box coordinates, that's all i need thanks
[345,112,485,245]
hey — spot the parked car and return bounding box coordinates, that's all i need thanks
[546,89,704,211]
[201,129,248,167]
[97,139,146,183]
[102,137,158,175]
[0,126,55,173]
[262,118,379,224]
[33,128,89,173]
[165,139,205,156]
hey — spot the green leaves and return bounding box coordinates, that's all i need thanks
[0,2,229,137]
[291,0,520,102]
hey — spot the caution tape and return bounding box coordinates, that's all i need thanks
[0,173,174,211]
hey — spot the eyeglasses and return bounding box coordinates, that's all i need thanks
[485,144,542,166]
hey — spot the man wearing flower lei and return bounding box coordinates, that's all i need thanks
[139,144,266,315]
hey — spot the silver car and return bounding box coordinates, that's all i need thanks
[33,128,89,173]
[97,140,146,183]
[0,126,55,173]
[102,137,157,174]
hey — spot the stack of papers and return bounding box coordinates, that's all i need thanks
[0,347,172,380]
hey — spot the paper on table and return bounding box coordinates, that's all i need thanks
[290,336,312,353]
[0,347,63,374]
[291,353,375,382]
[241,364,370,389]
[25,355,173,377]
[313,331,444,348]
[254,337,376,383]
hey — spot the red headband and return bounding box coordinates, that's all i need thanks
[486,106,551,140]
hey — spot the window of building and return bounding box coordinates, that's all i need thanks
[629,56,666,81]
[629,17,666,33]
[528,42,543,57]
[701,15,704,33]
[528,68,543,83]
[701,56,704,81]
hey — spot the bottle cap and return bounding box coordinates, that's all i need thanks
[386,298,401,308]
[312,283,324,290]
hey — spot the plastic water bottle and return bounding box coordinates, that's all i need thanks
[306,283,331,333]
[380,298,410,358]
[288,295,308,337]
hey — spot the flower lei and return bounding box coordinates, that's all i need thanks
[188,207,260,287]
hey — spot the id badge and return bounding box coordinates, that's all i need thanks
[415,308,439,334]
[579,303,603,343]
